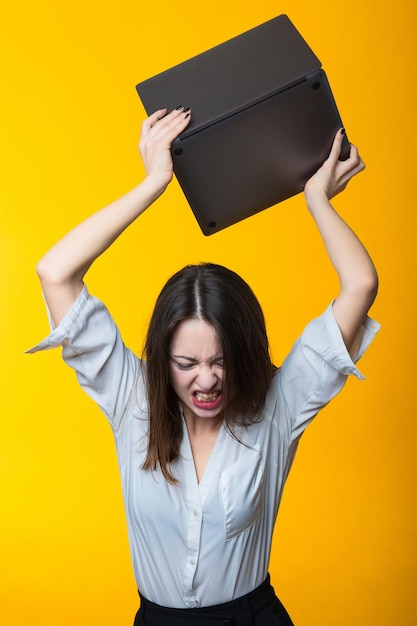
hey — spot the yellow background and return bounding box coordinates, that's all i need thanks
[1,0,416,624]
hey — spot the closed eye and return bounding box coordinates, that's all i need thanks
[175,362,195,371]
[171,358,197,371]
[170,356,224,370]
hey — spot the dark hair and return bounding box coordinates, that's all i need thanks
[142,263,276,483]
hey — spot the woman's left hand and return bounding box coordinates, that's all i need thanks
[304,129,365,201]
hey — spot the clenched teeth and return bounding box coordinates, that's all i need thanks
[195,391,219,402]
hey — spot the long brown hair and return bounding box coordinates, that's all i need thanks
[142,263,275,483]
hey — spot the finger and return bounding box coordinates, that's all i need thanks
[149,108,169,125]
[143,107,187,138]
[326,128,345,165]
[147,107,191,143]
[348,144,365,171]
[335,143,365,179]
[141,108,168,137]
[140,108,190,155]
[336,158,366,191]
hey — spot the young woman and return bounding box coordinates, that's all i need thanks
[29,107,379,625]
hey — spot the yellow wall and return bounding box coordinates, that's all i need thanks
[1,1,416,624]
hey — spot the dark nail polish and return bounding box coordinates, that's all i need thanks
[184,106,190,113]
[176,105,183,110]
[184,113,190,119]
[341,127,345,135]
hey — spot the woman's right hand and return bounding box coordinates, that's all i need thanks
[36,107,191,327]
[139,107,191,191]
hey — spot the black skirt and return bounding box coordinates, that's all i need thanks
[134,574,294,626]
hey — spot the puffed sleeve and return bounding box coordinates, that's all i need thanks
[26,285,140,431]
[275,303,380,441]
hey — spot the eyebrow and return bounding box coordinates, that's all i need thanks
[171,354,223,362]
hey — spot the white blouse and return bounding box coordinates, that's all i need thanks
[28,285,379,608]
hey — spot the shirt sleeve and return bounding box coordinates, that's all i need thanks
[26,285,140,431]
[275,303,380,441]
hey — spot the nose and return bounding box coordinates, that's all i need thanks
[196,365,219,390]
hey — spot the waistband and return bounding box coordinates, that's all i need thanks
[138,574,277,625]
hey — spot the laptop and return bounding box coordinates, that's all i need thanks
[136,15,349,235]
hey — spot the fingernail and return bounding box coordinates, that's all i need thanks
[184,113,190,119]
[341,128,345,135]
[175,105,183,110]
[184,106,190,113]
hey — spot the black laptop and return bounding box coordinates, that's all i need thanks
[136,15,349,235]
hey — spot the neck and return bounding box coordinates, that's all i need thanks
[182,407,223,437]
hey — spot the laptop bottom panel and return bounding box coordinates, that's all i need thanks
[172,70,349,235]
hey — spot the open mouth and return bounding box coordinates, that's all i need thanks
[192,390,222,410]
[195,391,219,402]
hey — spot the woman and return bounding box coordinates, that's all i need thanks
[29,107,379,625]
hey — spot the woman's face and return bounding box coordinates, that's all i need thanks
[169,318,225,422]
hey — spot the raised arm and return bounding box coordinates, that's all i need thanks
[36,107,191,326]
[303,129,378,352]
